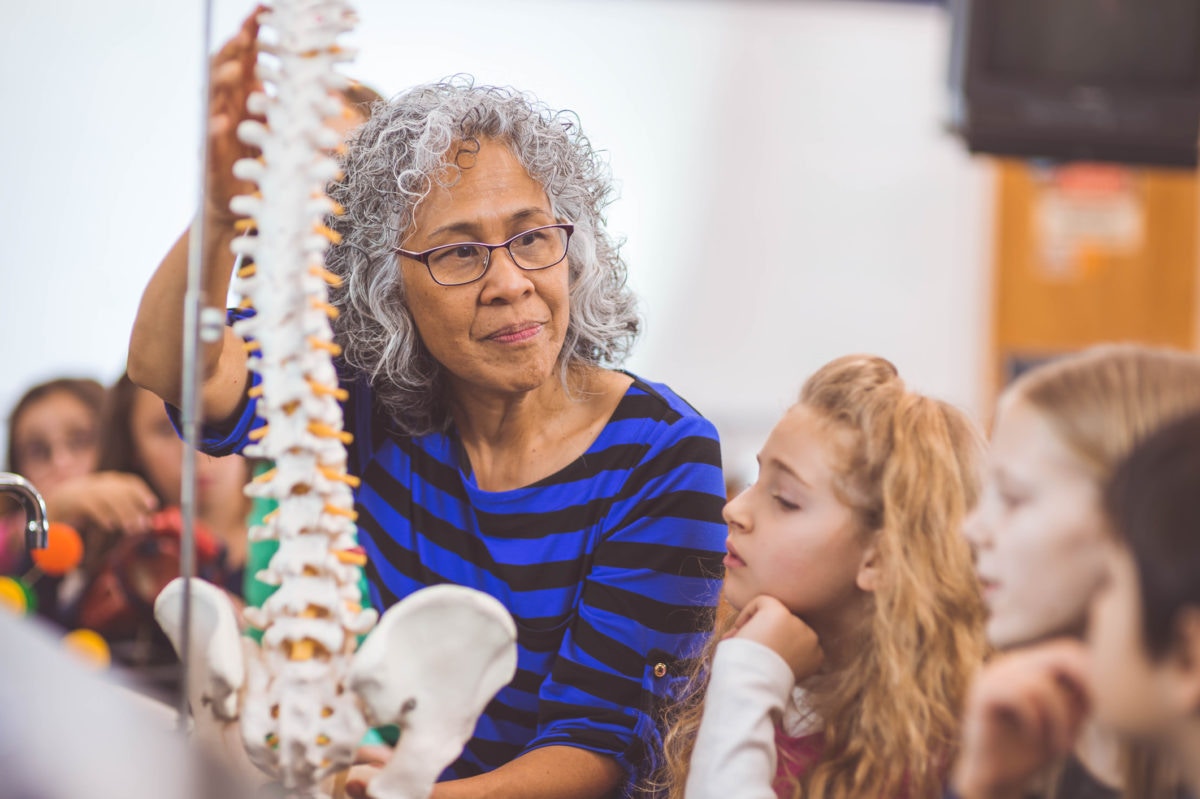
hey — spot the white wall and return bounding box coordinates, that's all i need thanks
[0,0,991,477]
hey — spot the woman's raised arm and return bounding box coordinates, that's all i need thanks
[127,10,263,424]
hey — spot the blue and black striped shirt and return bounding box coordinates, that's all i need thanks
[184,368,727,788]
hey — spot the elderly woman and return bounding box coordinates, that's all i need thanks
[127,15,727,799]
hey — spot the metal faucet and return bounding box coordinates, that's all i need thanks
[0,473,48,550]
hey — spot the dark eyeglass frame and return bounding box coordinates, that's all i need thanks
[396,223,575,287]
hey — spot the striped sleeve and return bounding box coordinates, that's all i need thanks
[522,413,727,787]
[164,308,265,456]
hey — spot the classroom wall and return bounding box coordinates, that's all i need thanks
[0,0,992,478]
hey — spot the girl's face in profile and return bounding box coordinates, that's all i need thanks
[11,390,99,495]
[965,395,1109,649]
[722,404,871,631]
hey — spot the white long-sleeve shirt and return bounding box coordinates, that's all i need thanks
[685,638,823,799]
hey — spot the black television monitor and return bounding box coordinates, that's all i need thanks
[948,0,1200,168]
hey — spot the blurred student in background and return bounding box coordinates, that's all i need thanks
[96,373,251,589]
[71,373,251,694]
[954,345,1200,799]
[3,377,158,622]
[1087,409,1200,796]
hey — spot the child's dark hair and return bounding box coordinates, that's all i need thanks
[1105,408,1200,658]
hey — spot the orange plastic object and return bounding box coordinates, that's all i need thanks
[31,523,84,576]
[63,629,111,669]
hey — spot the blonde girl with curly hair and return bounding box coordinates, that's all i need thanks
[662,354,989,799]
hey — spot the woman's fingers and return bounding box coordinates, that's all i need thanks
[212,58,245,92]
[352,745,393,767]
[238,9,263,90]
[344,777,368,799]
[205,7,264,214]
[343,743,389,797]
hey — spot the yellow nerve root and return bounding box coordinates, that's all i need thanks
[307,421,353,444]
[324,503,358,521]
[320,466,361,488]
[308,336,343,356]
[335,550,367,567]
[310,297,340,319]
[308,265,343,287]
[306,379,349,401]
[314,224,343,245]
[253,467,278,484]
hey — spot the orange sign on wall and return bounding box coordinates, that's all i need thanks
[990,159,1198,393]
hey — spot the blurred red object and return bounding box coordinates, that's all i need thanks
[76,508,222,637]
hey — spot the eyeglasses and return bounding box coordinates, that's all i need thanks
[396,223,574,287]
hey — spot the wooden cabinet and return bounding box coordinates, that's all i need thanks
[990,160,1198,394]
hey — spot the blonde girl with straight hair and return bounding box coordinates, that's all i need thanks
[955,344,1200,799]
[662,354,989,799]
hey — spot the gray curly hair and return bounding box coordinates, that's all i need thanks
[326,78,640,436]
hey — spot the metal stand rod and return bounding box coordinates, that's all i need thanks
[178,0,218,732]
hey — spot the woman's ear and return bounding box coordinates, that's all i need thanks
[856,542,880,593]
[1166,608,1200,714]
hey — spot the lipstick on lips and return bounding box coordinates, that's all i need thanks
[487,322,543,344]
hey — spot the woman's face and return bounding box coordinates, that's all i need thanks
[129,388,245,513]
[966,395,1109,649]
[11,390,99,494]
[723,405,869,629]
[398,139,570,400]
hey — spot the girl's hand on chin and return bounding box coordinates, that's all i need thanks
[952,639,1092,799]
[728,595,824,681]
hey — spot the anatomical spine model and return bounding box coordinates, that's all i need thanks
[154,3,517,797]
